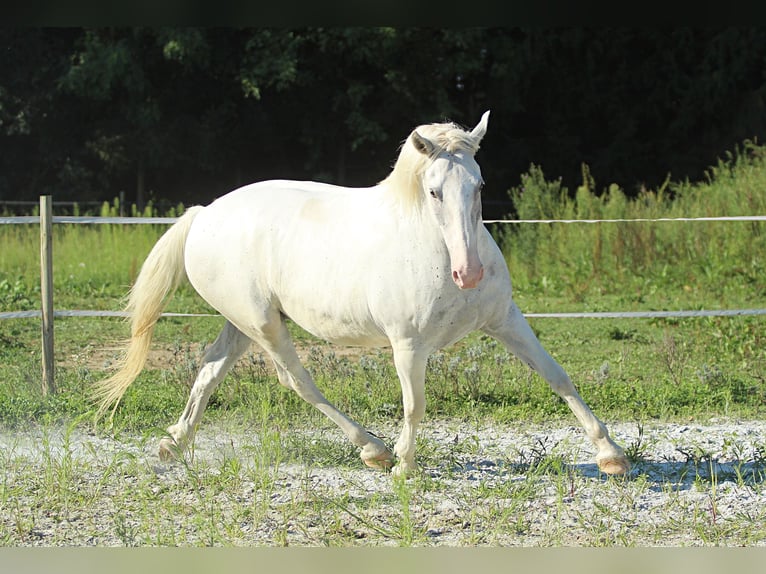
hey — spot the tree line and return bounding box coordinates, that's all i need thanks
[1,28,765,218]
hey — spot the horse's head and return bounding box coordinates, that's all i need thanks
[411,111,489,290]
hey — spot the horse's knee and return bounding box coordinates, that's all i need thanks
[549,375,575,398]
[537,360,576,396]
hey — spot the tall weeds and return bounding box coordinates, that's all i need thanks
[498,141,766,303]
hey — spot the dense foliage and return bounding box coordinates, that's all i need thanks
[2,28,766,217]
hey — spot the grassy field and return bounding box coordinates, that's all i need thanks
[1,146,765,546]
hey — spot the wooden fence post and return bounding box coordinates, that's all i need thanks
[40,195,55,395]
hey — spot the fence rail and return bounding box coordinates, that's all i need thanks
[0,216,179,225]
[4,215,766,225]
[3,308,766,321]
[2,196,765,394]
[484,215,766,224]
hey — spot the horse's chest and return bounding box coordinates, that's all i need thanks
[419,289,485,330]
[367,279,494,346]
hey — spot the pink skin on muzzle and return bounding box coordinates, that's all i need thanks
[451,260,484,290]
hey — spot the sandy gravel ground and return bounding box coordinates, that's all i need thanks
[2,418,766,546]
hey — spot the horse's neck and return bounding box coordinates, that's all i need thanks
[385,199,446,249]
[374,181,428,221]
[331,182,443,248]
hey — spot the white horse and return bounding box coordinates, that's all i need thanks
[95,111,629,476]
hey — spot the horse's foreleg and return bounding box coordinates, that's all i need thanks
[255,318,394,470]
[390,344,428,477]
[484,304,630,475]
[159,321,252,461]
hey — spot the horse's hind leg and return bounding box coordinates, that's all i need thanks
[483,303,630,475]
[251,313,394,470]
[159,320,252,461]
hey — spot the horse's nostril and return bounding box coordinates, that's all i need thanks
[451,266,484,289]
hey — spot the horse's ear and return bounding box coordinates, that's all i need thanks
[470,110,490,142]
[411,131,436,156]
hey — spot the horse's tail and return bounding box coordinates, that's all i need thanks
[93,205,205,420]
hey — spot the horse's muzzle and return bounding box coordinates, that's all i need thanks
[452,265,484,290]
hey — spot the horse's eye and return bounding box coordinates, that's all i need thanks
[429,189,439,199]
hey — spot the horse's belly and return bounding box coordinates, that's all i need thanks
[277,292,391,348]
[290,316,390,348]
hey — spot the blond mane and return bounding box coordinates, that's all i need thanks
[380,120,483,207]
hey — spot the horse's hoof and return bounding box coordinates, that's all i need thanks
[360,440,394,471]
[391,462,419,479]
[362,451,395,471]
[597,455,631,475]
[158,437,181,462]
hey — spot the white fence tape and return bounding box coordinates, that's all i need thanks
[484,215,766,224]
[525,309,766,319]
[0,310,215,320]
[2,215,766,225]
[2,308,766,321]
[0,216,179,225]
